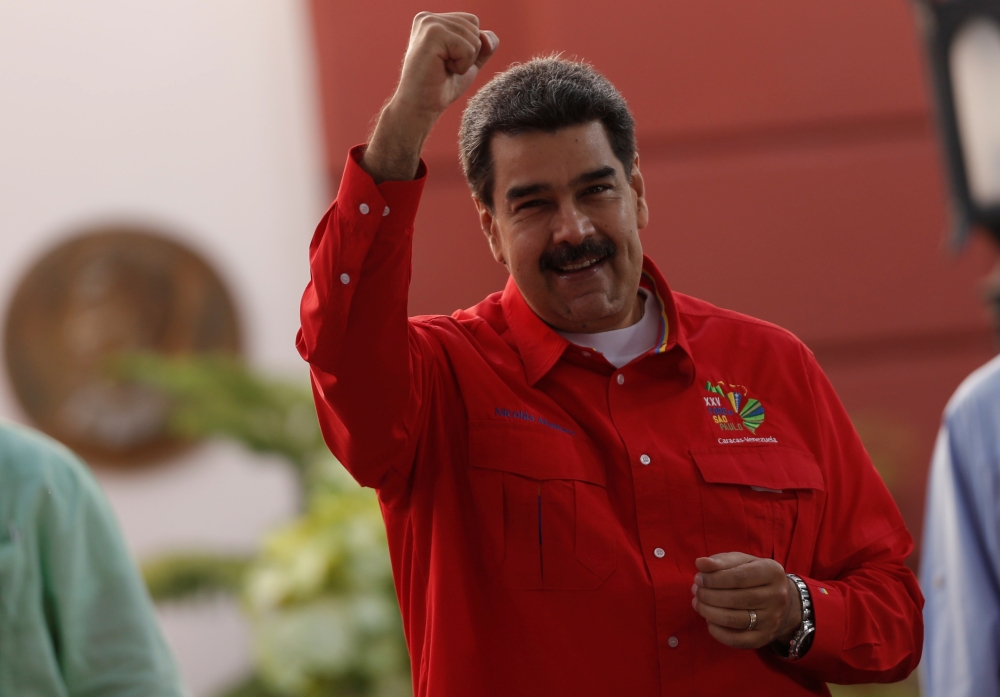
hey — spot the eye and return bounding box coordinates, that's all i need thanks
[583,184,612,195]
[515,199,546,212]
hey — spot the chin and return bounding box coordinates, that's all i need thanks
[558,296,623,330]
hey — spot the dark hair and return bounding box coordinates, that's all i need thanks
[459,56,636,211]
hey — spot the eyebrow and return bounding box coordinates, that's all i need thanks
[504,166,619,202]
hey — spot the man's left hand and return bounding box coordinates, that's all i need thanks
[691,552,801,649]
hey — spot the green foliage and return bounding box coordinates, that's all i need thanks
[143,553,252,602]
[126,354,409,697]
[115,353,324,474]
[214,675,286,697]
[244,470,409,697]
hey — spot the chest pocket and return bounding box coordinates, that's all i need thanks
[690,446,824,567]
[467,420,616,590]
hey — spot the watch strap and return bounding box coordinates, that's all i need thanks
[775,573,815,660]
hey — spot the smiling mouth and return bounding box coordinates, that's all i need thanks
[540,237,618,276]
[552,252,612,274]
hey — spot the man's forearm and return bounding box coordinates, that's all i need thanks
[360,13,497,184]
[362,100,437,183]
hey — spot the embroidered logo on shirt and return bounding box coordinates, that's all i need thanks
[703,381,766,434]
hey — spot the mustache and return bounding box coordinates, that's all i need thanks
[539,237,617,272]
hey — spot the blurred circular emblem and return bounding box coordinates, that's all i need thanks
[3,226,241,465]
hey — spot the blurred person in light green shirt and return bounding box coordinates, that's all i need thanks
[0,419,189,697]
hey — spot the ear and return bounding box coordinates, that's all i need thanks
[629,153,649,231]
[474,197,507,265]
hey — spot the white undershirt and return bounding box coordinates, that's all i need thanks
[557,289,662,368]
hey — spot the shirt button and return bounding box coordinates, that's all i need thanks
[359,203,370,215]
[383,205,390,216]
[654,547,665,558]
[582,350,591,357]
[640,454,651,465]
[339,273,350,285]
[616,374,625,385]
[668,636,679,648]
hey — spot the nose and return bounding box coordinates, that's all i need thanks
[550,199,595,246]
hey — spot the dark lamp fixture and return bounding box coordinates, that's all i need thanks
[917,0,1000,247]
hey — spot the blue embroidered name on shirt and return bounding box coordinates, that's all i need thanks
[494,407,576,435]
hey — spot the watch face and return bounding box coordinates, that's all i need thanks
[797,624,816,656]
[4,226,241,466]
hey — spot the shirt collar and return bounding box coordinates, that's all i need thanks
[638,257,690,359]
[500,255,691,386]
[500,275,569,386]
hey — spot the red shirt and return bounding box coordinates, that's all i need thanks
[297,147,923,697]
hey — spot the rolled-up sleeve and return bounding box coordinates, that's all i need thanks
[297,145,434,489]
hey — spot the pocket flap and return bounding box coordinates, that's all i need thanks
[469,420,603,485]
[690,446,824,491]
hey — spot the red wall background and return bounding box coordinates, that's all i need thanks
[308,0,997,567]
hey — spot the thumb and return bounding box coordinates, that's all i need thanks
[475,30,499,69]
[695,552,755,573]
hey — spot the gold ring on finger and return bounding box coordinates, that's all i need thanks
[746,610,757,631]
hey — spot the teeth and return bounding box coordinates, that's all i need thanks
[558,256,601,272]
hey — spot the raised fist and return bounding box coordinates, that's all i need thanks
[363,12,498,182]
[395,12,499,119]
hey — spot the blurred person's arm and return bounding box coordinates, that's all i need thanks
[296,13,497,489]
[919,373,1000,697]
[0,422,188,697]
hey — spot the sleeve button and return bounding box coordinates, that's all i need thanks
[359,203,370,215]
[383,205,390,216]
[340,273,350,285]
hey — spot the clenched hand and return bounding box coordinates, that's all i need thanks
[364,12,499,183]
[691,552,801,649]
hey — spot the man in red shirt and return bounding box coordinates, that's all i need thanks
[297,12,922,696]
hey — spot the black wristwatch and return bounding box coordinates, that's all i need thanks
[773,573,815,660]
